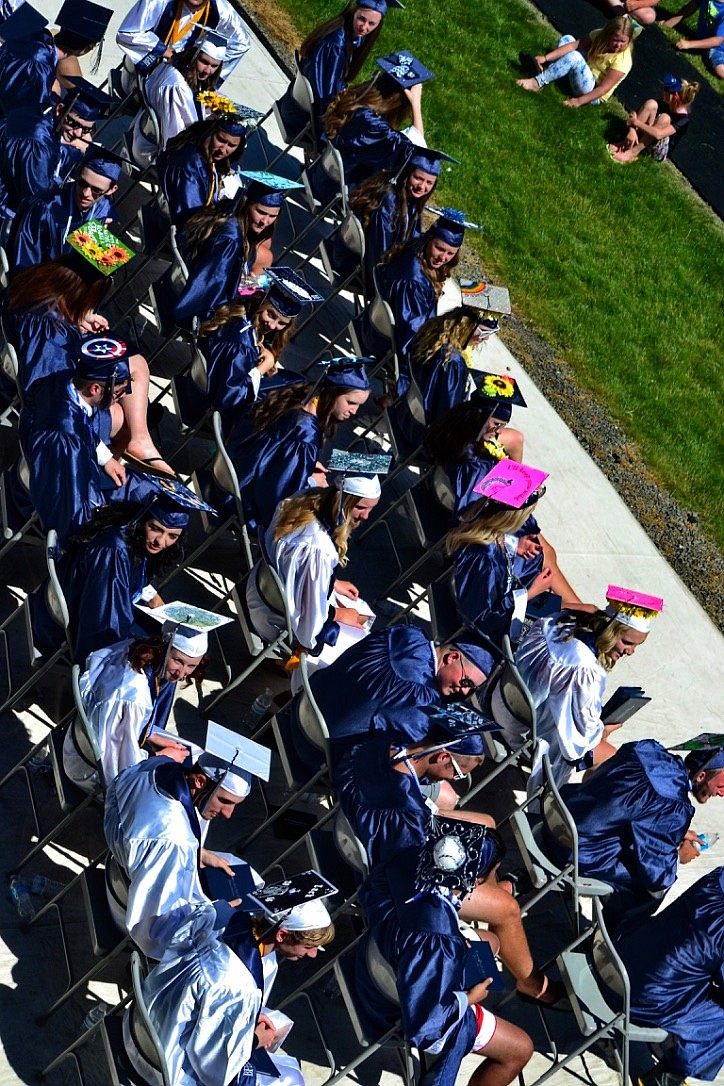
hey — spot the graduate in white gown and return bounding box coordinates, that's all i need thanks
[104,724,268,959]
[245,468,381,689]
[65,626,207,793]
[117,0,250,85]
[509,586,661,796]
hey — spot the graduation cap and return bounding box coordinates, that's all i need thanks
[54,0,112,44]
[237,169,304,208]
[471,458,548,509]
[354,0,404,14]
[67,220,135,277]
[393,703,499,763]
[472,371,526,408]
[122,460,218,515]
[376,51,434,90]
[0,2,48,42]
[63,76,114,121]
[326,448,391,518]
[671,734,724,776]
[196,720,272,801]
[663,72,683,93]
[74,334,131,409]
[605,585,664,634]
[452,631,497,682]
[145,494,190,530]
[303,357,371,407]
[407,145,459,178]
[195,26,227,61]
[413,818,505,898]
[264,266,323,318]
[81,144,135,183]
[246,870,338,920]
[460,278,511,316]
[426,206,483,248]
[135,600,233,670]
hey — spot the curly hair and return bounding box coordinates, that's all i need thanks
[299,7,382,84]
[324,79,410,141]
[350,164,437,250]
[554,609,631,672]
[409,308,481,371]
[272,487,365,565]
[445,499,537,554]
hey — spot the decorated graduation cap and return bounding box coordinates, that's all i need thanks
[247,869,337,920]
[63,76,114,121]
[671,733,724,776]
[605,585,663,634]
[55,0,112,45]
[376,51,434,90]
[472,458,548,510]
[272,897,333,930]
[264,265,323,318]
[237,169,304,208]
[196,720,272,800]
[0,2,48,42]
[471,371,526,424]
[81,144,131,183]
[396,703,499,761]
[355,0,404,15]
[460,278,512,317]
[196,26,227,61]
[451,631,496,681]
[199,96,264,136]
[75,334,131,390]
[426,206,483,249]
[136,599,234,659]
[67,220,135,278]
[122,458,217,514]
[327,448,391,503]
[663,72,683,92]
[414,818,505,898]
[146,494,190,530]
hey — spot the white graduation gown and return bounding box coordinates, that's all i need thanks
[513,616,607,796]
[123,905,262,1086]
[117,0,251,82]
[132,62,207,166]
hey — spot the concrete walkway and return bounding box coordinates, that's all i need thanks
[0,2,721,1084]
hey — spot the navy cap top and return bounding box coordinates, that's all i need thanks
[64,76,114,121]
[376,51,434,90]
[320,356,371,391]
[238,169,304,208]
[147,495,190,530]
[75,334,131,383]
[663,72,683,92]
[426,206,483,248]
[81,144,130,182]
[406,146,459,178]
[55,0,112,42]
[357,0,404,13]
[452,631,495,680]
[0,2,48,42]
[265,266,323,318]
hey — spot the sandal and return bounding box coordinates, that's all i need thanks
[122,452,178,479]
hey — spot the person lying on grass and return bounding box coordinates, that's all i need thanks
[517,16,636,107]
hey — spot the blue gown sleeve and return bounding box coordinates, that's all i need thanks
[387,274,436,359]
[13,310,77,391]
[414,347,468,425]
[159,148,214,227]
[303,27,348,116]
[203,320,260,429]
[10,199,55,270]
[454,543,515,644]
[336,109,413,190]
[70,538,137,666]
[366,191,401,272]
[11,134,57,204]
[174,221,246,325]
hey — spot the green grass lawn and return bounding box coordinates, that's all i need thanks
[270,0,724,548]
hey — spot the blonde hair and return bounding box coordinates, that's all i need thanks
[273,487,363,566]
[676,79,700,107]
[587,16,635,64]
[445,499,537,554]
[555,609,631,672]
[410,308,481,369]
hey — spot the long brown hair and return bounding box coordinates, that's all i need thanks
[300,7,382,84]
[380,233,459,296]
[350,165,437,252]
[273,486,364,565]
[183,197,276,264]
[324,80,410,141]
[251,382,352,438]
[7,259,108,326]
[170,42,223,93]
[199,298,296,362]
[163,117,247,175]
[126,635,208,683]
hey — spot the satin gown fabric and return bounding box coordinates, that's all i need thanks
[175,316,261,432]
[0,31,55,113]
[11,186,116,270]
[0,113,64,218]
[308,106,412,205]
[158,142,221,226]
[454,539,543,646]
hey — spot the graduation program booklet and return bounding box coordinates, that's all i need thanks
[462,940,504,991]
[601,686,651,725]
[200,862,257,904]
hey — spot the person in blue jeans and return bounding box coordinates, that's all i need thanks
[663,0,724,77]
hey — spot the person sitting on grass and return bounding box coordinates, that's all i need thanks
[663,0,724,78]
[609,73,699,162]
[517,16,636,108]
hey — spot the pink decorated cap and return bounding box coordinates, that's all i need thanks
[472,458,548,509]
[605,585,663,633]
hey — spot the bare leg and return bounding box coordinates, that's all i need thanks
[449,808,496,829]
[468,1017,534,1086]
[499,427,524,461]
[537,534,585,607]
[113,354,174,474]
[458,878,546,995]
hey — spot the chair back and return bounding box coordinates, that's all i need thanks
[405,370,426,427]
[105,852,131,913]
[211,412,242,500]
[128,951,172,1086]
[45,530,71,632]
[0,245,9,290]
[70,663,105,783]
[290,60,315,117]
[332,808,369,879]
[189,344,209,394]
[368,291,395,344]
[296,657,330,756]
[0,334,20,397]
[17,451,31,492]
[540,751,575,853]
[337,211,365,260]
[429,465,455,513]
[591,898,629,1003]
[365,935,399,1005]
[318,142,345,188]
[489,635,536,747]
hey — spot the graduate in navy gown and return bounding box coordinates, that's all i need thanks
[171,171,303,329]
[158,114,247,228]
[446,460,553,645]
[16,337,132,542]
[615,865,724,1086]
[309,51,431,205]
[356,827,533,1086]
[333,147,448,282]
[0,0,111,115]
[225,357,371,530]
[10,145,120,270]
[276,0,393,136]
[355,208,478,366]
[31,497,189,666]
[174,266,315,434]
[287,625,494,771]
[557,740,724,930]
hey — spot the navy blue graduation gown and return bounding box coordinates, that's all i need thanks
[393,345,469,449]
[277,25,358,137]
[158,143,220,227]
[0,302,81,392]
[226,407,321,530]
[309,107,412,205]
[11,187,116,270]
[356,848,478,1085]
[335,737,433,867]
[0,112,62,218]
[175,316,259,433]
[558,740,695,927]
[31,527,149,666]
[354,246,437,364]
[615,866,724,1080]
[174,218,251,327]
[18,373,111,543]
[0,31,55,113]
[454,540,543,646]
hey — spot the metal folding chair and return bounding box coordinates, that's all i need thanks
[259,55,319,171]
[0,450,43,562]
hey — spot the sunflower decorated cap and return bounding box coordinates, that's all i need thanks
[199,93,263,135]
[472,458,548,509]
[460,278,511,316]
[472,371,526,410]
[605,586,663,633]
[67,220,135,277]
[413,818,505,898]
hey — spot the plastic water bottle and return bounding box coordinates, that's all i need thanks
[81,1002,111,1031]
[244,688,273,731]
[31,875,67,899]
[9,878,35,923]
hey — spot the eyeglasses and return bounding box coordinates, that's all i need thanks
[77,178,111,199]
[64,117,95,135]
[457,657,477,694]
